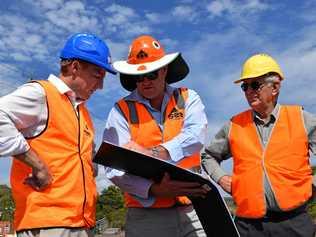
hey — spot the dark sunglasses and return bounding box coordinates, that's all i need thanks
[132,70,160,83]
[241,81,265,92]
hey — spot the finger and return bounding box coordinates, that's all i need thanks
[161,173,171,183]
[169,181,202,188]
[186,187,209,195]
[201,184,212,192]
[23,177,40,190]
[37,175,52,189]
[170,187,208,197]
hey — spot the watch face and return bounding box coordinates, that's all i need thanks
[152,147,160,157]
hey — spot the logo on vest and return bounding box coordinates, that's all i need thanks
[83,124,92,137]
[168,108,183,120]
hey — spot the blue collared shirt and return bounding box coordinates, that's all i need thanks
[103,85,208,207]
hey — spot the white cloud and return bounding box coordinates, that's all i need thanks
[207,0,231,16]
[103,4,152,36]
[277,31,316,109]
[0,14,51,63]
[145,12,161,23]
[206,0,268,18]
[11,53,30,62]
[172,5,198,22]
[105,4,136,21]
[160,38,179,52]
[45,1,99,32]
[24,0,64,10]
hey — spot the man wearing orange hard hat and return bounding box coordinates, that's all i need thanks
[103,35,208,236]
[202,53,316,237]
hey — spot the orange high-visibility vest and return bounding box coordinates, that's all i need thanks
[117,87,201,208]
[229,105,312,218]
[11,80,97,231]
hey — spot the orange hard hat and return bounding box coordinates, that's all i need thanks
[113,35,189,91]
[127,35,165,68]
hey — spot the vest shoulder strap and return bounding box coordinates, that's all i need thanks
[116,100,139,125]
[173,87,188,109]
[117,87,189,125]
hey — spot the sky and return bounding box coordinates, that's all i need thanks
[1,0,316,191]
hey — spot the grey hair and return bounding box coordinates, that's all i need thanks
[263,74,281,84]
[264,73,281,103]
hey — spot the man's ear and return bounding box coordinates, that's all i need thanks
[71,60,80,75]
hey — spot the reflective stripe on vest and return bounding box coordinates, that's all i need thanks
[117,87,200,208]
[229,105,312,218]
[11,80,97,230]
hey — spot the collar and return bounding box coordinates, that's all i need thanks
[47,74,84,105]
[48,74,73,95]
[253,103,280,125]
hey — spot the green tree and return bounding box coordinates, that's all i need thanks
[96,185,126,229]
[0,185,15,222]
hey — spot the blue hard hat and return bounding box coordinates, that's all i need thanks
[60,33,116,74]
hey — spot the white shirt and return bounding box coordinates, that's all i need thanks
[0,74,82,156]
[103,85,208,206]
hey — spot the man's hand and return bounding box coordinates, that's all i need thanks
[124,141,170,160]
[124,141,151,156]
[14,149,52,191]
[151,146,170,160]
[149,173,208,198]
[218,175,232,194]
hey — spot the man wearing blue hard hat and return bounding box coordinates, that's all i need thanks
[0,33,116,237]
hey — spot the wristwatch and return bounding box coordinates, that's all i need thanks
[151,146,160,157]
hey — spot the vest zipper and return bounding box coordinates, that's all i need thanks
[65,97,88,226]
[77,107,88,225]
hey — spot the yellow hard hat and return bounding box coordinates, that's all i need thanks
[234,53,284,83]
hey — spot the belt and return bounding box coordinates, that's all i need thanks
[237,204,307,222]
[262,204,307,221]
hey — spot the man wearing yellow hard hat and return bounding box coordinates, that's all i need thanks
[202,53,315,237]
[102,35,208,236]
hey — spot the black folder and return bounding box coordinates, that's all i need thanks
[94,141,240,237]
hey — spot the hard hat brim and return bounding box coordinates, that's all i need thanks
[114,52,179,75]
[115,53,189,91]
[99,62,117,75]
[234,78,248,84]
[234,72,284,84]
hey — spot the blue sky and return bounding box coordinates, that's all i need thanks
[1,0,316,191]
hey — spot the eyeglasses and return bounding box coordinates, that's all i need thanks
[132,70,160,83]
[241,81,265,92]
